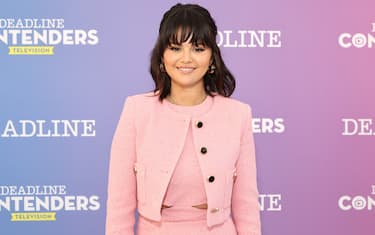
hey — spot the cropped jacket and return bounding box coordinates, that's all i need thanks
[105,91,261,235]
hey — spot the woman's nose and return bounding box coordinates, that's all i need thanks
[180,48,192,63]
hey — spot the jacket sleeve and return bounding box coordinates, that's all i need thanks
[231,104,262,235]
[105,96,137,235]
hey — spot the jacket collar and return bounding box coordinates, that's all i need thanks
[150,90,221,121]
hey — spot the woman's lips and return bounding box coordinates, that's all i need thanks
[177,67,196,73]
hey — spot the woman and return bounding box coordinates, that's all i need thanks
[106,3,261,235]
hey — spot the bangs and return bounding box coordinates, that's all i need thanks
[168,25,209,47]
[160,9,214,48]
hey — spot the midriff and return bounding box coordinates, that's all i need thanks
[162,203,208,210]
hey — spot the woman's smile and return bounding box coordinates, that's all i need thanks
[176,66,196,74]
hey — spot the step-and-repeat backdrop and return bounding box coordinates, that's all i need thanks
[1,0,374,234]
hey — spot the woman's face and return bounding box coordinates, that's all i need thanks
[163,36,212,92]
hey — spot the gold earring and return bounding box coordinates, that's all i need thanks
[209,64,216,74]
[160,63,165,72]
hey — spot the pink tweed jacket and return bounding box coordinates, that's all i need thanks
[105,91,261,235]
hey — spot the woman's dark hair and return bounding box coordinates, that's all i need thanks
[149,3,236,102]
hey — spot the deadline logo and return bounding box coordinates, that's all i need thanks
[0,119,96,138]
[0,185,100,222]
[341,118,375,136]
[259,193,282,212]
[0,18,99,55]
[338,185,375,211]
[338,23,375,48]
[217,29,282,48]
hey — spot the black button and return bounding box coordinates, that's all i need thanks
[196,121,203,128]
[208,176,215,182]
[200,147,207,154]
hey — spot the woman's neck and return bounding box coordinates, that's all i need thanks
[167,88,207,106]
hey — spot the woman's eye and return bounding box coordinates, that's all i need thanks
[169,46,180,51]
[194,47,205,52]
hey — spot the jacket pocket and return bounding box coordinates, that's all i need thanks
[134,162,146,205]
[224,167,237,208]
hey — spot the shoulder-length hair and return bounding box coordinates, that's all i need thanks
[149,3,236,102]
